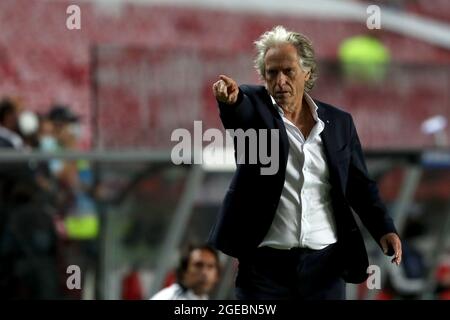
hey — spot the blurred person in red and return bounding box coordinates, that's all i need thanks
[122,263,144,300]
[150,244,220,300]
[435,259,450,300]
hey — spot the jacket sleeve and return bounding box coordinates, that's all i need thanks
[217,86,257,130]
[346,115,398,244]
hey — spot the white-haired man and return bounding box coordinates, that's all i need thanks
[208,26,402,300]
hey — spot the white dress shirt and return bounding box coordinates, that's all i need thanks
[259,93,338,250]
[150,283,208,300]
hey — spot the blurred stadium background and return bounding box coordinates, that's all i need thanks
[0,0,449,300]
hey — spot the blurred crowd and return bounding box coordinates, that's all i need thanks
[0,97,98,299]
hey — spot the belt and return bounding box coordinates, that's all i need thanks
[256,242,337,256]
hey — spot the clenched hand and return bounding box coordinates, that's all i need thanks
[380,233,402,266]
[212,75,239,105]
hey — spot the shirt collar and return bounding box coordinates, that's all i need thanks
[270,93,324,128]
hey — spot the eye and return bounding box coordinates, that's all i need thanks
[285,69,295,76]
[266,70,276,77]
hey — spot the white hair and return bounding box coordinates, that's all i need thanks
[254,25,317,92]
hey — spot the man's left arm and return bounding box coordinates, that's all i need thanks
[345,115,402,265]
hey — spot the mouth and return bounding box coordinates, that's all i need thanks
[275,91,290,96]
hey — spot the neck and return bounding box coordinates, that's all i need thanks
[283,97,310,125]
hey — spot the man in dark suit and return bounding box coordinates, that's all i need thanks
[207,26,402,300]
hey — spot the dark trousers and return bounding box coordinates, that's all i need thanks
[235,243,346,300]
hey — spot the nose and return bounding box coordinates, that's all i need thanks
[276,72,288,87]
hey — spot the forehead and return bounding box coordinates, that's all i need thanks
[189,249,217,264]
[264,43,299,68]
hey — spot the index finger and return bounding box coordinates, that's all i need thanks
[394,243,402,260]
[219,74,234,86]
[393,238,402,254]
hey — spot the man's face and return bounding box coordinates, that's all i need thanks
[182,249,219,296]
[264,43,310,113]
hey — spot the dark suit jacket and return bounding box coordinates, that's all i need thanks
[207,85,397,283]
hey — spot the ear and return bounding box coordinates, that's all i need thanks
[305,71,311,81]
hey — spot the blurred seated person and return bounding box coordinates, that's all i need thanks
[151,244,220,300]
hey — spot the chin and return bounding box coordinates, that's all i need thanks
[275,98,288,106]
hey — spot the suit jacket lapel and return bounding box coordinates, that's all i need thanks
[317,104,334,165]
[256,87,289,169]
[317,102,347,195]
